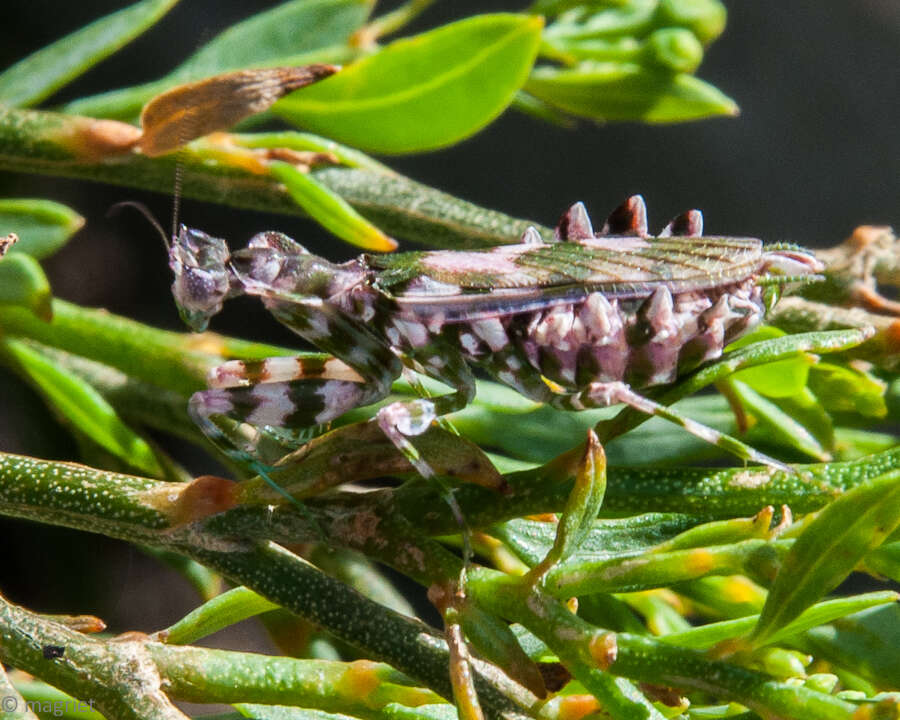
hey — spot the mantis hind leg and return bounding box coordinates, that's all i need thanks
[550,381,791,472]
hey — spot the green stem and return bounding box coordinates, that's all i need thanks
[389,446,900,535]
[466,571,860,720]
[147,644,444,714]
[0,453,535,720]
[0,594,185,720]
[179,542,535,720]
[612,633,859,720]
[543,539,789,597]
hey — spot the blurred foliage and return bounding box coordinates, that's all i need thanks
[0,2,898,720]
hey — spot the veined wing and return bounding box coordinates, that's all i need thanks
[372,236,763,321]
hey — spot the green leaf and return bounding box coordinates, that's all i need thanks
[808,361,888,418]
[662,591,898,650]
[865,540,900,583]
[0,253,52,320]
[494,514,705,567]
[273,14,544,153]
[269,161,397,251]
[728,354,813,399]
[750,469,900,646]
[803,604,900,688]
[767,389,835,455]
[727,379,831,461]
[168,0,372,79]
[0,339,164,477]
[0,0,179,107]
[64,0,373,120]
[0,198,84,258]
[234,131,392,172]
[525,62,738,123]
[163,586,278,645]
[528,430,606,577]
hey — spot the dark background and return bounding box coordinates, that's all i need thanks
[0,1,897,639]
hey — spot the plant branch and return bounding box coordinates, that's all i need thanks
[0,107,547,249]
[0,453,536,720]
[0,593,186,720]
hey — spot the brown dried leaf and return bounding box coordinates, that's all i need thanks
[138,64,338,157]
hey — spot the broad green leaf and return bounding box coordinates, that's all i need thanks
[494,513,707,567]
[170,0,372,79]
[0,0,179,108]
[269,161,396,251]
[728,353,813,399]
[808,361,888,418]
[0,198,84,258]
[724,326,804,396]
[750,469,900,646]
[64,0,373,120]
[274,14,544,153]
[0,339,164,477]
[525,62,737,123]
[0,253,52,320]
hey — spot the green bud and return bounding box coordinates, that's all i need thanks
[645,27,704,73]
[544,0,660,41]
[545,35,644,64]
[836,690,868,701]
[754,647,811,679]
[525,61,738,123]
[657,0,727,44]
[804,673,840,694]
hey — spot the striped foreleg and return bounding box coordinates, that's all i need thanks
[549,381,791,472]
[191,355,390,469]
